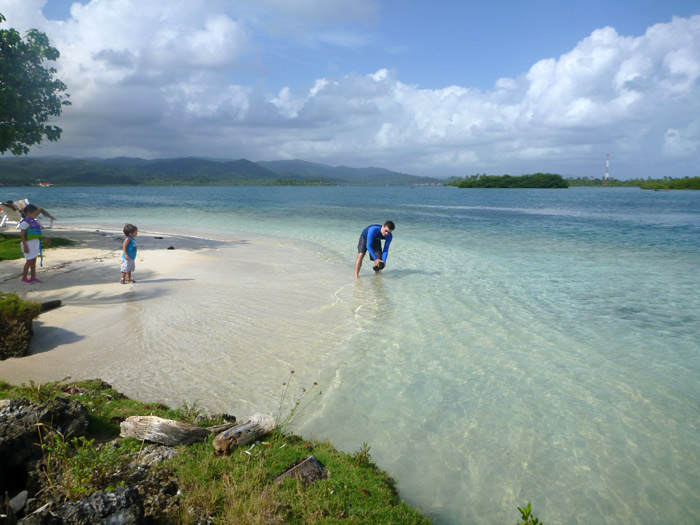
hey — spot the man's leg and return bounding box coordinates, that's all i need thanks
[354,252,365,279]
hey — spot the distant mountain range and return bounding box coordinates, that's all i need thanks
[0,156,442,186]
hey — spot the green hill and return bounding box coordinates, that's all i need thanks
[258,159,437,185]
[0,156,440,186]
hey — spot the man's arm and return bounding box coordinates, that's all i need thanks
[381,234,392,263]
[365,225,381,261]
[38,207,57,221]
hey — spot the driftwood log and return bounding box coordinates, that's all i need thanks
[120,416,209,446]
[41,300,62,312]
[206,421,237,435]
[274,456,328,486]
[213,413,275,455]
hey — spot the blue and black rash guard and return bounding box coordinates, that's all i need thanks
[362,224,392,262]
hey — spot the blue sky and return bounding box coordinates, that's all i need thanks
[2,0,699,179]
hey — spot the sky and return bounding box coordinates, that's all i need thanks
[1,0,699,179]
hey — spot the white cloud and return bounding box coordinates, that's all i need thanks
[0,0,46,28]
[271,87,301,118]
[663,123,700,158]
[1,1,698,178]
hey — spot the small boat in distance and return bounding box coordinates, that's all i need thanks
[37,180,53,187]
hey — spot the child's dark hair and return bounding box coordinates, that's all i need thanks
[123,223,138,236]
[384,220,396,231]
[23,204,38,216]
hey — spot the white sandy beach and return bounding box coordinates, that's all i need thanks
[0,227,352,419]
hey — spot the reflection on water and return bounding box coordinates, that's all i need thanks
[351,275,394,325]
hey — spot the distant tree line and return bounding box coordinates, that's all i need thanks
[568,176,700,190]
[447,174,699,190]
[273,178,336,186]
[566,177,638,187]
[639,177,700,190]
[447,173,568,188]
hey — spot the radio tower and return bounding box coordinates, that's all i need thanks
[604,153,610,186]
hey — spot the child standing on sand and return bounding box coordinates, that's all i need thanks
[20,204,49,284]
[120,224,138,284]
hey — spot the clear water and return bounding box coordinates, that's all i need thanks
[6,185,699,524]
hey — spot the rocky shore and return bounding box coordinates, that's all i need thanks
[1,387,181,523]
[0,379,430,524]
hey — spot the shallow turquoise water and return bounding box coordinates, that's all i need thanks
[6,185,699,524]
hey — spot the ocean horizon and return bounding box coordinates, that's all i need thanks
[3,185,699,524]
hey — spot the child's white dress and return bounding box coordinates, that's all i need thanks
[19,221,41,260]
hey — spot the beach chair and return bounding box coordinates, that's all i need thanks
[0,203,23,228]
[0,199,54,229]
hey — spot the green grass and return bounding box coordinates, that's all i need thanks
[0,292,42,321]
[0,232,77,261]
[0,292,43,357]
[170,432,431,524]
[0,379,432,524]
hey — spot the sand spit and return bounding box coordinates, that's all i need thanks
[0,227,352,418]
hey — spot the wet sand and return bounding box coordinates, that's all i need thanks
[0,227,352,419]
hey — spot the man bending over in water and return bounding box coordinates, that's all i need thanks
[354,221,395,279]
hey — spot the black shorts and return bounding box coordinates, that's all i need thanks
[358,235,382,258]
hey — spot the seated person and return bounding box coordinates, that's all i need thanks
[6,199,57,221]
[1,200,21,213]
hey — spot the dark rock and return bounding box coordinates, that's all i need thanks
[274,455,328,486]
[0,398,89,496]
[19,486,144,525]
[0,317,33,360]
[126,466,179,521]
[167,246,175,250]
[136,445,178,467]
[17,462,179,524]
[9,490,29,515]
[1,390,179,524]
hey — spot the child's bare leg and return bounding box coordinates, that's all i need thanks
[22,260,31,280]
